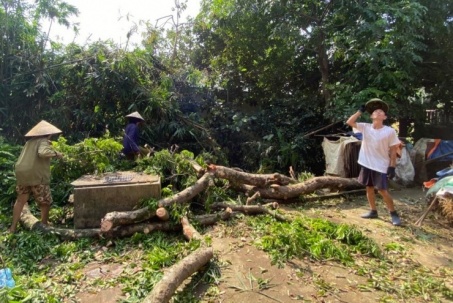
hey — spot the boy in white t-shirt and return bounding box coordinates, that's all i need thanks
[346,98,401,226]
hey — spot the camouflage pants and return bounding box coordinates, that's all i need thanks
[16,184,52,206]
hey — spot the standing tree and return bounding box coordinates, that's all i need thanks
[0,0,78,142]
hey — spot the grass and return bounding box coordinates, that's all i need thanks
[245,202,453,303]
[0,228,214,302]
[0,194,452,303]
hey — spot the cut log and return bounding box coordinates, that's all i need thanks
[188,159,205,176]
[20,203,236,239]
[193,209,233,225]
[181,216,203,241]
[142,247,214,303]
[208,164,297,187]
[156,207,170,221]
[104,221,179,238]
[211,202,289,222]
[100,208,156,232]
[302,189,366,201]
[159,172,213,207]
[231,176,362,200]
[21,204,101,239]
[100,172,213,232]
[21,203,179,239]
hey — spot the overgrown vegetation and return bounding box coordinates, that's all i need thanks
[1,0,453,301]
[0,139,452,301]
[2,0,452,174]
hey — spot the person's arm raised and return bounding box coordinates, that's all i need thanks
[346,105,365,129]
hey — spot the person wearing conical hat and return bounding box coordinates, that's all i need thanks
[8,120,64,233]
[122,111,146,160]
[346,98,402,226]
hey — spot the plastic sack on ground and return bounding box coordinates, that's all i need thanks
[395,147,415,186]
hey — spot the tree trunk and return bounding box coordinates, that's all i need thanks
[398,117,412,138]
[156,207,170,221]
[142,247,214,303]
[21,204,101,239]
[232,176,362,200]
[208,164,297,186]
[211,202,289,222]
[100,172,213,233]
[20,166,363,238]
[21,204,235,239]
[159,172,213,207]
[181,216,203,241]
[101,208,156,232]
[101,174,361,230]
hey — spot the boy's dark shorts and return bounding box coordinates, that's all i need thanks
[16,184,52,206]
[357,167,389,190]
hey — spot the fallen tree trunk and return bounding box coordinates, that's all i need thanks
[21,166,363,239]
[211,202,289,222]
[231,176,362,200]
[21,204,235,239]
[102,175,360,231]
[159,172,213,207]
[156,207,170,221]
[142,246,214,303]
[101,208,157,232]
[100,172,213,233]
[302,189,366,201]
[181,216,203,241]
[208,164,297,186]
[193,209,233,225]
[104,221,179,238]
[21,204,101,239]
[22,204,180,239]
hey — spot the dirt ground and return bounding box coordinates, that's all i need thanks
[206,186,453,303]
[75,186,453,303]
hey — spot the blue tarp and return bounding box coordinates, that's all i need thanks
[428,140,453,161]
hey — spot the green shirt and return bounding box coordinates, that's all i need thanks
[15,137,56,185]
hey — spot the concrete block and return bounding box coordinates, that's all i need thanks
[71,172,161,229]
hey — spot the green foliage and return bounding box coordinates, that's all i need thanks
[0,0,78,142]
[50,136,123,205]
[0,137,21,208]
[250,215,381,267]
[52,136,123,181]
[297,171,315,183]
[1,231,61,273]
[204,95,327,173]
[135,149,200,192]
[0,227,207,302]
[1,1,452,301]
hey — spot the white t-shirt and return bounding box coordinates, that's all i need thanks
[355,123,400,173]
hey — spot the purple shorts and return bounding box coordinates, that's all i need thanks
[357,167,388,190]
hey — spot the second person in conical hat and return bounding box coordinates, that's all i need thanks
[9,120,64,233]
[121,111,148,160]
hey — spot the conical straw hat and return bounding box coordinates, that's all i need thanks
[365,98,389,114]
[25,120,62,137]
[125,111,144,121]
